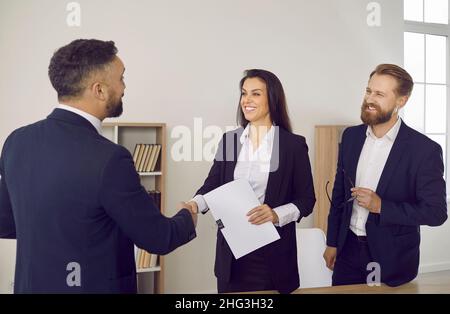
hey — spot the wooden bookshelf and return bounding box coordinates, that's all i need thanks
[101,122,166,294]
[313,125,348,234]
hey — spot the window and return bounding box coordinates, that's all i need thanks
[403,0,450,194]
[404,0,448,24]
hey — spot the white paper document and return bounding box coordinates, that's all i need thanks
[203,179,281,259]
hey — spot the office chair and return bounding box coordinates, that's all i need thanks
[296,228,333,288]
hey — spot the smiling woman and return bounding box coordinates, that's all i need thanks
[237,69,292,133]
[189,69,316,294]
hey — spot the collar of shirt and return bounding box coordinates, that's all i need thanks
[366,117,402,142]
[238,124,275,162]
[57,104,102,134]
[239,123,275,145]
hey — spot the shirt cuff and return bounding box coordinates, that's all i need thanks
[191,195,209,214]
[272,203,300,227]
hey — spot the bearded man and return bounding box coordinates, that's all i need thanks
[0,39,197,293]
[323,64,447,287]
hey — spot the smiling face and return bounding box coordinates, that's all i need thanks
[240,77,272,126]
[361,73,406,126]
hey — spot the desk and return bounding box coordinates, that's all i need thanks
[244,270,450,294]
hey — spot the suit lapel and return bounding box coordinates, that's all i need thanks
[264,127,284,205]
[223,129,243,183]
[347,125,367,188]
[376,121,410,197]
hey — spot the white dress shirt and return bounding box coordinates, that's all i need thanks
[57,104,102,134]
[193,125,300,227]
[350,118,402,236]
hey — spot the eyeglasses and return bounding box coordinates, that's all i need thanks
[326,168,356,209]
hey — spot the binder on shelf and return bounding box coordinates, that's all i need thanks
[135,248,140,268]
[138,144,150,172]
[149,254,158,268]
[150,145,161,172]
[137,248,145,269]
[145,144,157,172]
[143,251,151,268]
[135,144,145,170]
[142,145,155,172]
[132,144,141,165]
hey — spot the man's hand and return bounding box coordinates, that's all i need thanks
[186,201,198,214]
[323,246,337,270]
[247,204,279,225]
[178,201,198,228]
[351,187,381,214]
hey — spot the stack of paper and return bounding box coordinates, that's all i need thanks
[203,179,280,259]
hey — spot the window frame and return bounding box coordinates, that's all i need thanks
[403,1,450,197]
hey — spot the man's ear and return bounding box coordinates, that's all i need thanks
[397,95,408,109]
[92,82,107,101]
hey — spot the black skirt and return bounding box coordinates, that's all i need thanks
[217,247,275,293]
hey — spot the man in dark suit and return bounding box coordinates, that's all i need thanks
[323,64,447,287]
[0,39,197,293]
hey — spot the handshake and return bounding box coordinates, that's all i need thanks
[177,201,199,227]
[175,200,279,228]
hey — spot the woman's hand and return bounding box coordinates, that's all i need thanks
[247,204,279,225]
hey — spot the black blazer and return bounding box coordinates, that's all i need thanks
[327,120,447,286]
[0,108,196,293]
[195,126,316,294]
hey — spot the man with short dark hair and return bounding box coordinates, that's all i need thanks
[323,64,447,287]
[0,39,197,293]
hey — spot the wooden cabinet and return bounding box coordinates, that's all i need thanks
[313,125,348,234]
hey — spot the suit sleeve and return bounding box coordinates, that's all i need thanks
[380,144,448,227]
[99,146,196,255]
[326,133,347,247]
[291,137,316,223]
[0,136,16,239]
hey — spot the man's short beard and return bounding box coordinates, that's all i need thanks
[360,101,395,126]
[106,96,123,118]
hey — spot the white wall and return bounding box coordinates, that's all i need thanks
[0,239,15,293]
[0,0,448,293]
